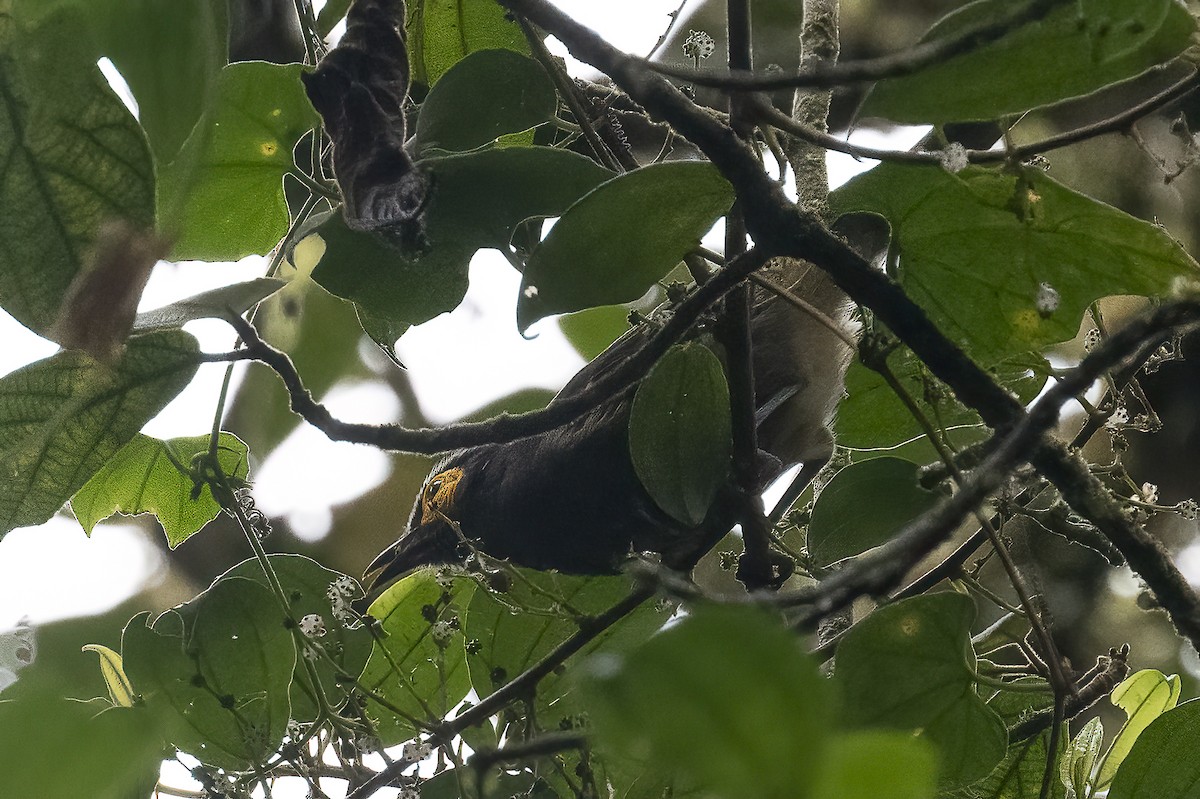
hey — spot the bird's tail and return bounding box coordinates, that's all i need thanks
[750,257,857,470]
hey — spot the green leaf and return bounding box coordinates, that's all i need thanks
[955,680,1063,799]
[1061,717,1104,799]
[837,593,976,726]
[807,457,940,567]
[11,0,226,166]
[0,9,154,336]
[161,62,320,261]
[463,570,671,724]
[517,162,735,331]
[122,577,296,770]
[559,305,632,361]
[0,330,199,539]
[71,432,249,547]
[133,277,286,332]
[311,212,471,332]
[812,730,938,799]
[221,555,373,724]
[414,49,556,156]
[360,571,474,745]
[85,0,226,165]
[859,0,1196,123]
[837,347,1049,449]
[0,697,162,799]
[407,0,530,86]
[1096,668,1183,789]
[924,692,1011,787]
[81,643,135,707]
[581,606,834,799]
[831,164,1200,365]
[834,593,1007,788]
[628,343,731,526]
[1108,700,1200,799]
[312,147,612,330]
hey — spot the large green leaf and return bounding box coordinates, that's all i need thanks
[360,571,473,745]
[812,730,938,799]
[221,555,373,724]
[581,606,835,799]
[71,432,250,548]
[960,681,1064,799]
[837,347,1049,449]
[628,343,731,526]
[559,305,632,361]
[0,9,154,336]
[122,577,296,770]
[12,0,226,165]
[807,457,940,567]
[407,0,529,86]
[517,162,735,331]
[0,697,162,799]
[84,0,226,165]
[860,0,1195,123]
[1109,700,1200,799]
[414,49,556,156]
[161,62,320,261]
[834,593,1007,787]
[463,570,671,725]
[831,164,1200,365]
[311,147,612,332]
[1096,669,1183,790]
[0,330,199,538]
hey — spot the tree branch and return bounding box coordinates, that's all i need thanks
[347,584,655,798]
[750,70,1200,168]
[643,0,1064,91]
[226,249,770,455]
[780,300,1200,627]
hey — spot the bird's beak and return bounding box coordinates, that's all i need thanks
[363,521,455,594]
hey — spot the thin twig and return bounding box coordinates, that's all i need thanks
[347,585,655,798]
[643,0,1063,90]
[750,70,1200,167]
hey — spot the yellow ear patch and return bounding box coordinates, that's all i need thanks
[420,467,463,524]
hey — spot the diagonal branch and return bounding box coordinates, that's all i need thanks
[228,248,770,455]
[780,300,1200,627]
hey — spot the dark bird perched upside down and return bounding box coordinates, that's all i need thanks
[365,259,856,593]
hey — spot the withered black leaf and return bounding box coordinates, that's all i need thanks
[301,0,430,250]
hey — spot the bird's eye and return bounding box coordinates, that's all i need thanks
[427,478,443,497]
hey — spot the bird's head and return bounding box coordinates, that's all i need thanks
[364,449,487,593]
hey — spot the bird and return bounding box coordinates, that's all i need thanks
[364,258,855,592]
